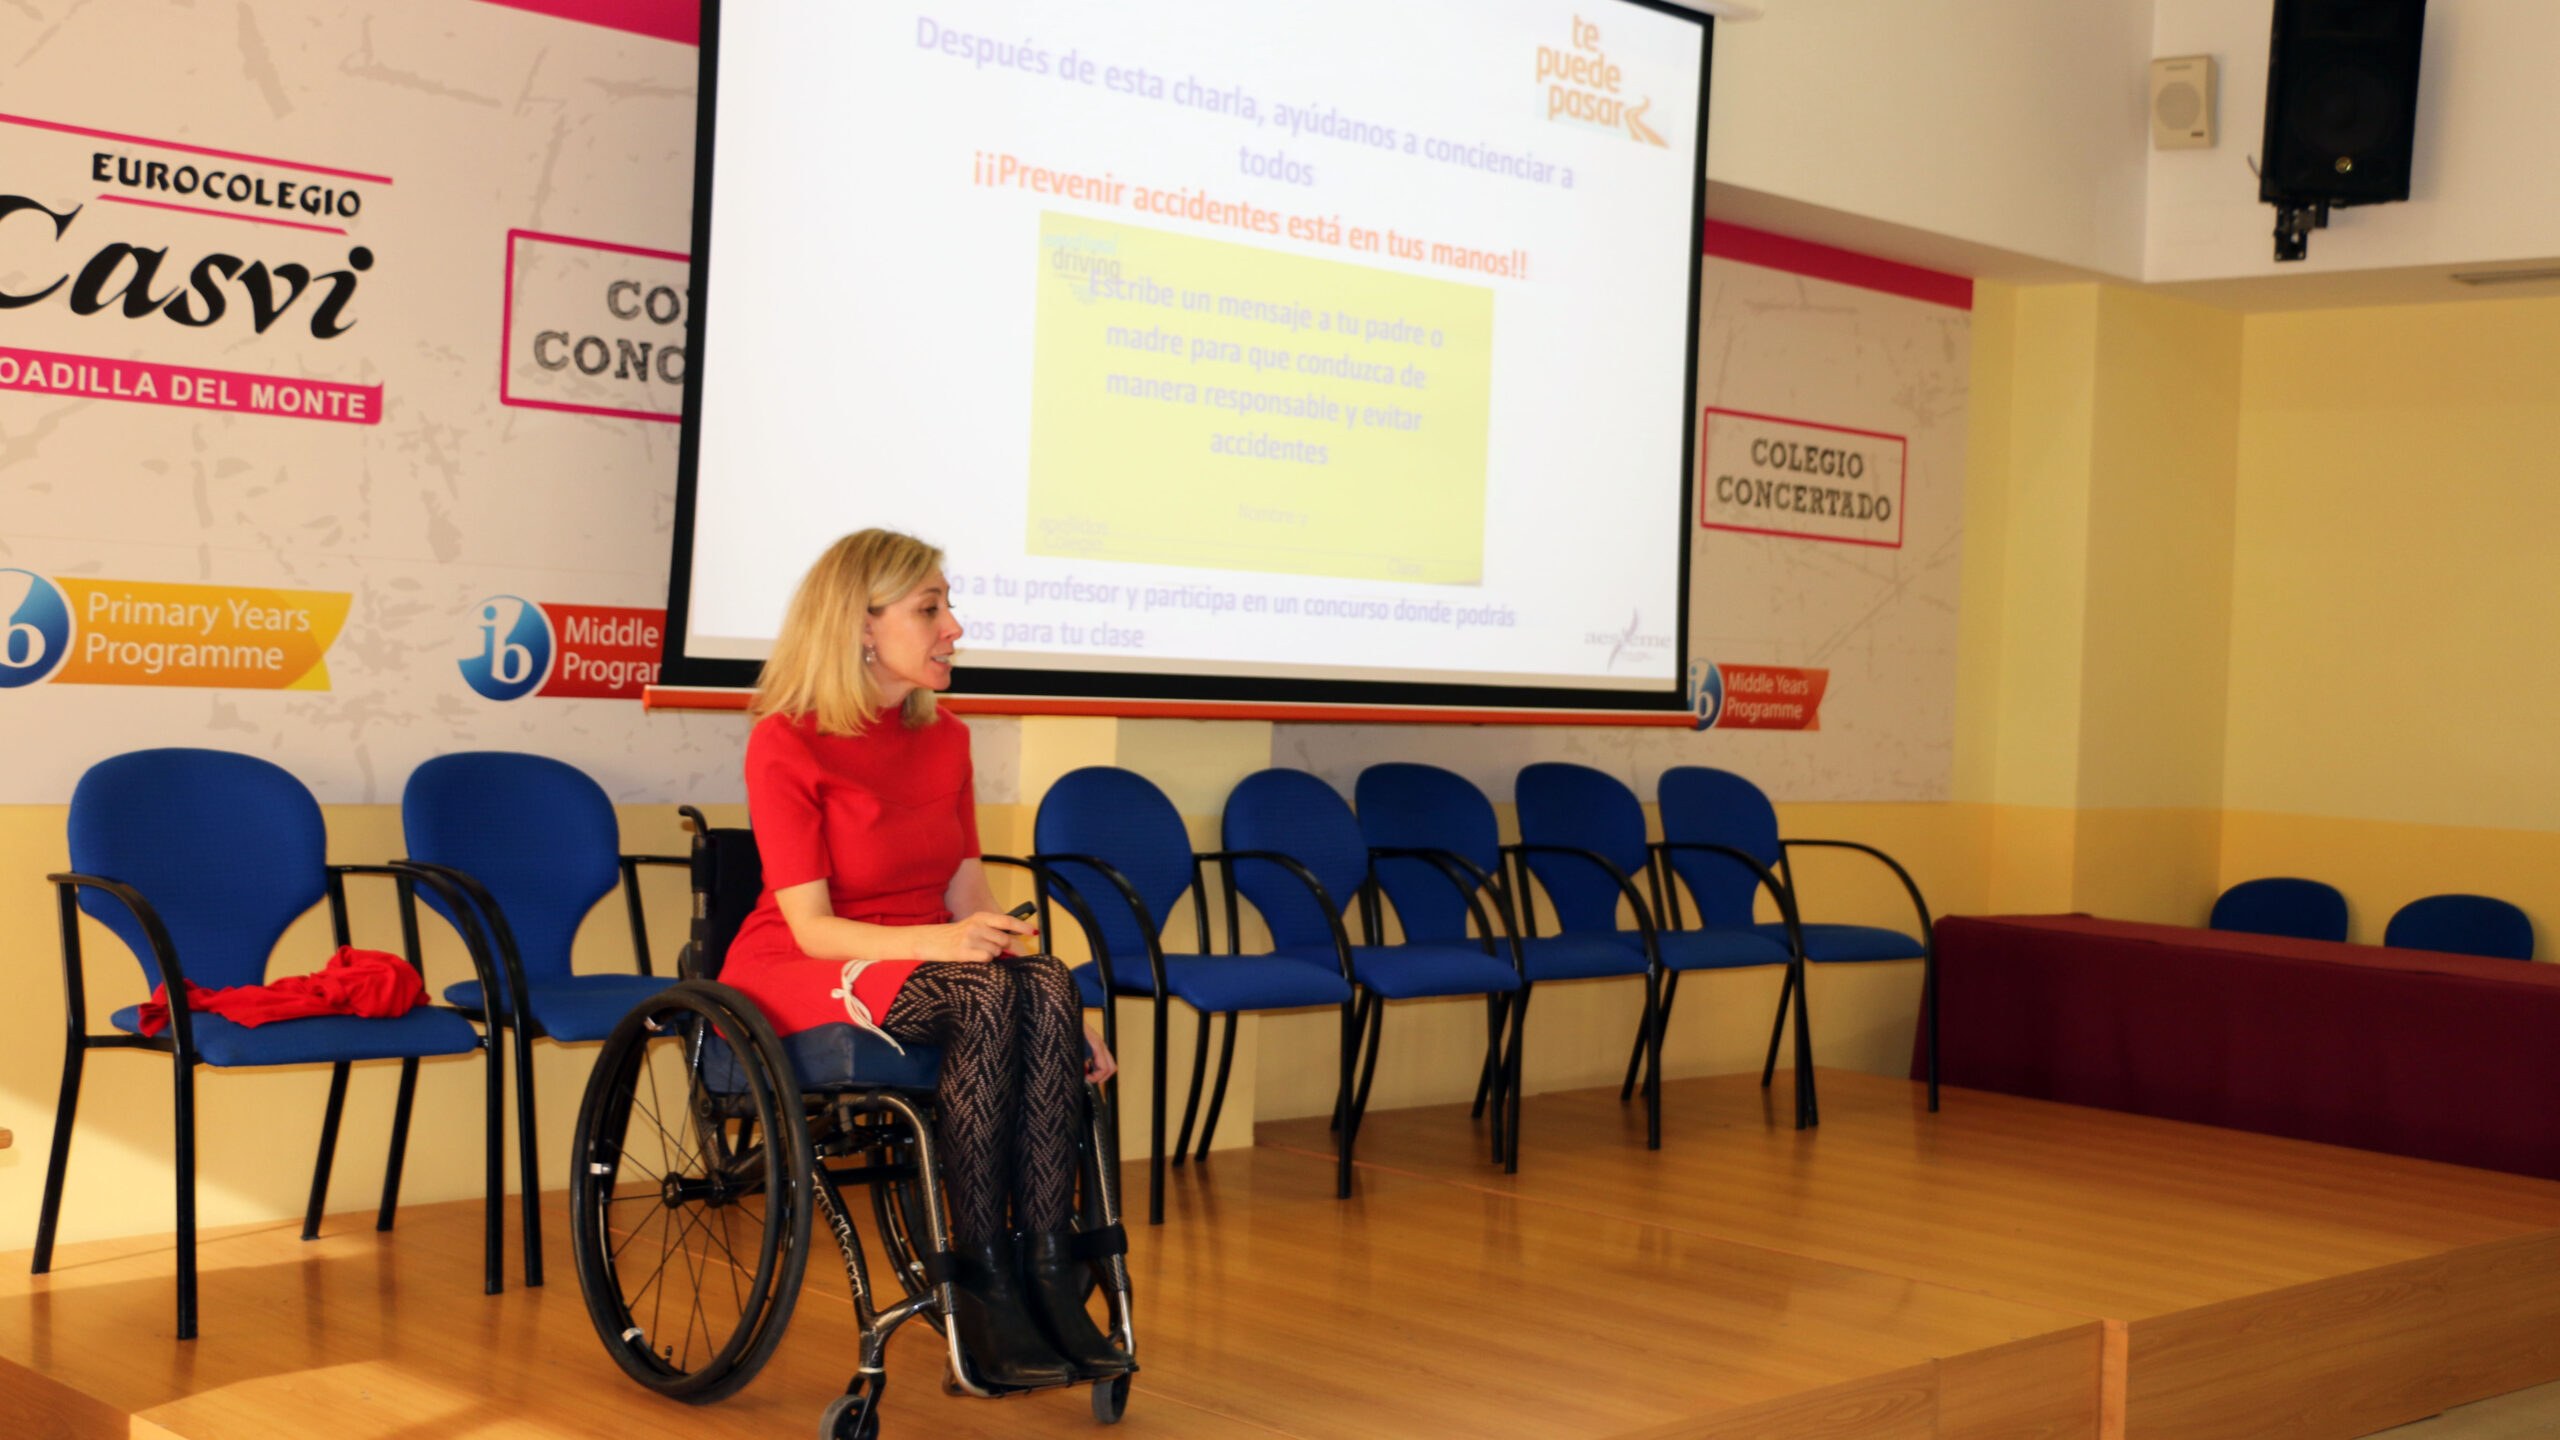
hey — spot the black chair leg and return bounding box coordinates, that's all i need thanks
[1334,997,1356,1199]
[378,1056,419,1232]
[304,1061,351,1241]
[1760,966,1796,1086]
[509,1024,544,1287]
[1349,994,1386,1141]
[1621,971,1683,1102]
[1193,1013,1238,1162]
[32,1037,85,1276]
[1793,957,1819,1129]
[1171,1006,1213,1166]
[481,1029,504,1294]
[1485,995,1510,1164]
[1148,997,1168,1225]
[1642,970,1664,1150]
[1501,983,1530,1176]
[1924,948,1941,1113]
[1331,991,1375,1134]
[174,1058,199,1341]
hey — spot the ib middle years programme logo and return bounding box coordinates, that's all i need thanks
[458,595,665,702]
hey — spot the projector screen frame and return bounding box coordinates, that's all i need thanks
[659,0,1714,720]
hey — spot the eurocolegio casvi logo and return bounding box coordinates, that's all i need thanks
[0,569,73,687]
[458,595,553,701]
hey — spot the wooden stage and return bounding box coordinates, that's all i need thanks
[11,1069,2560,1440]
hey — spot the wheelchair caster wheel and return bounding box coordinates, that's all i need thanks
[820,1386,881,1440]
[1092,1373,1131,1424]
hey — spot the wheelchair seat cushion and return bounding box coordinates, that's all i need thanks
[111,1003,482,1068]
[1071,953,1353,1013]
[444,974,678,1043]
[1755,922,1925,963]
[1276,943,1521,1000]
[699,1020,943,1094]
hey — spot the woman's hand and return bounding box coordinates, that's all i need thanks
[1083,1022,1117,1083]
[912,911,1039,963]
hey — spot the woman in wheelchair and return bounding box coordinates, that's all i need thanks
[721,528,1131,1390]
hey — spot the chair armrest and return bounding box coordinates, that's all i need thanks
[980,854,1126,993]
[620,854,689,868]
[1498,843,1663,965]
[1777,839,1936,953]
[1650,841,1808,956]
[1194,849,1358,981]
[1022,852,1173,999]
[1365,846,1520,969]
[360,862,523,1018]
[49,872,196,1056]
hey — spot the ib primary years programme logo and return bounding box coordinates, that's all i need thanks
[459,597,665,702]
[1,569,73,688]
[0,569,351,691]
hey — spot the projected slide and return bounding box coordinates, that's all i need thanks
[680,0,1705,699]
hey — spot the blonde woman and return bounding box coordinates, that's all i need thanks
[721,529,1127,1389]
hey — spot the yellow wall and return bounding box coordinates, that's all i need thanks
[2215,293,2560,954]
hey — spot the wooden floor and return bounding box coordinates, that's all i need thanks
[11,1069,2560,1440]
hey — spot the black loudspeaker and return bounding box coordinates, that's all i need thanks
[2258,0,2427,260]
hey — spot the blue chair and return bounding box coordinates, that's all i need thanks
[1352,763,1542,1170]
[2385,894,2535,961]
[1509,763,1696,1148]
[1034,766,1357,1224]
[399,751,689,1285]
[1653,766,1933,1124]
[2209,877,2349,942]
[1224,769,1523,1162]
[33,748,507,1340]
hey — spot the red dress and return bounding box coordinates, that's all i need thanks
[722,710,980,1037]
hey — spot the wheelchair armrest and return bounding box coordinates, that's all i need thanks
[1498,843,1664,965]
[1023,852,1172,999]
[1195,849,1358,981]
[1365,846,1519,969]
[1777,839,1936,953]
[49,872,196,1056]
[616,853,690,977]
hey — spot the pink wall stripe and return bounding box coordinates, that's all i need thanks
[477,0,698,47]
[1703,218,1974,311]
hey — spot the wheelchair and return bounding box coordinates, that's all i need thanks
[567,808,1137,1439]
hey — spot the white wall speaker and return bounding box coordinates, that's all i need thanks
[2151,55,2217,150]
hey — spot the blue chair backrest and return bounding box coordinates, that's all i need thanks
[403,751,623,983]
[1514,763,1649,933]
[2384,893,2534,961]
[1222,769,1362,950]
[67,748,326,992]
[2209,877,2348,943]
[1656,766,1780,928]
[1035,767,1194,964]
[1355,763,1501,946]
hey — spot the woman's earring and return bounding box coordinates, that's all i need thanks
[862,646,877,663]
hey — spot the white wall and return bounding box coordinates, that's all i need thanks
[2147,0,2560,283]
[1708,0,2155,279]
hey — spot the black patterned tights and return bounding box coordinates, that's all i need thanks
[878,955,1086,1242]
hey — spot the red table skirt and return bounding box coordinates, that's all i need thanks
[1914,914,2560,1180]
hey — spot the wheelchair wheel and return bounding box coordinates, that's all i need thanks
[1093,1373,1132,1424]
[570,980,813,1403]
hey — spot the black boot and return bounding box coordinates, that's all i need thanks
[1021,1231,1133,1379]
[947,1235,1072,1390]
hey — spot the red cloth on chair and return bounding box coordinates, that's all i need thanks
[137,945,427,1036]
